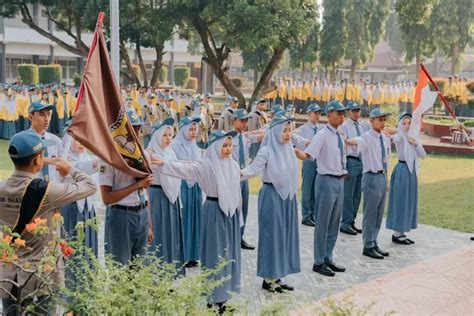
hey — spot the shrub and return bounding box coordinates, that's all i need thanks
[186,76,198,90]
[159,66,168,85]
[17,64,39,85]
[73,73,82,87]
[230,77,246,88]
[174,67,190,87]
[39,64,62,84]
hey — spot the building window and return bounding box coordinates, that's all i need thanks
[6,57,33,81]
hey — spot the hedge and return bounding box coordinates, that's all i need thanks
[39,64,62,84]
[174,67,190,87]
[230,77,246,88]
[186,77,198,90]
[17,64,39,85]
[73,73,82,87]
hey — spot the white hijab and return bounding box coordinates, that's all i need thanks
[397,116,419,175]
[147,125,181,203]
[264,121,298,200]
[205,137,241,217]
[171,122,201,187]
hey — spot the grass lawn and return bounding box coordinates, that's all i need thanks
[1,139,472,233]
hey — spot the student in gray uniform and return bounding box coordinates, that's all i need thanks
[296,100,347,277]
[99,109,154,264]
[346,108,392,260]
[242,113,300,293]
[294,103,325,227]
[340,102,371,235]
[151,131,242,314]
[218,96,239,131]
[248,99,269,160]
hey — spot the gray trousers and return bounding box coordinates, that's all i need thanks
[301,159,317,221]
[341,157,363,229]
[240,179,249,238]
[362,173,387,249]
[313,175,344,265]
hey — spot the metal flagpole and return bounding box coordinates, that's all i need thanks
[110,0,120,85]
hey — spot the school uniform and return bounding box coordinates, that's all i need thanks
[31,129,63,182]
[242,116,300,283]
[159,131,242,304]
[340,118,371,232]
[218,107,235,132]
[2,96,17,139]
[248,109,268,160]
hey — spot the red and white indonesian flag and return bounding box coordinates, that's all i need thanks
[408,67,438,138]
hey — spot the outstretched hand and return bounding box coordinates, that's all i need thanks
[151,158,164,166]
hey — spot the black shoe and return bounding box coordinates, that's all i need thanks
[301,219,315,227]
[351,223,362,233]
[404,236,415,244]
[312,263,336,277]
[185,260,199,268]
[216,302,234,314]
[262,280,283,293]
[392,235,411,245]
[276,279,294,291]
[363,247,384,259]
[326,261,346,272]
[374,245,389,257]
[340,226,357,235]
[241,240,255,250]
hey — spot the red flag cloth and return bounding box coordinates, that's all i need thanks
[68,13,151,178]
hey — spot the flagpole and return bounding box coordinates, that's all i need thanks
[110,0,120,85]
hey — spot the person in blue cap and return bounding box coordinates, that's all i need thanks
[171,116,204,268]
[2,88,17,139]
[152,130,242,313]
[0,130,97,314]
[248,99,269,160]
[346,108,392,259]
[386,113,426,245]
[296,100,348,277]
[268,104,285,119]
[146,117,185,275]
[294,103,325,227]
[99,108,154,264]
[339,101,371,235]
[218,96,239,131]
[241,113,300,293]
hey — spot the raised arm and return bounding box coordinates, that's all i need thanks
[152,158,202,182]
[241,148,267,180]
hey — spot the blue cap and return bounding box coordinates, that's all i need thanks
[325,100,347,114]
[257,99,267,104]
[369,108,391,119]
[8,130,55,159]
[166,95,174,101]
[233,109,252,120]
[346,101,361,110]
[286,104,294,109]
[208,130,238,146]
[151,117,175,132]
[269,113,295,129]
[229,96,239,103]
[179,116,201,129]
[307,103,322,113]
[28,101,54,114]
[204,93,212,98]
[126,109,144,126]
[399,112,412,121]
[270,104,285,114]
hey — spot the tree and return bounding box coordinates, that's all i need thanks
[430,0,474,75]
[319,0,348,80]
[242,47,273,87]
[385,7,405,57]
[289,21,320,80]
[396,0,436,74]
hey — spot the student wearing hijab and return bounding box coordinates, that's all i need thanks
[241,113,300,293]
[147,118,185,275]
[386,113,426,245]
[171,116,203,268]
[152,130,241,313]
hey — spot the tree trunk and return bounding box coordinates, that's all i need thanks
[415,51,420,78]
[136,40,148,88]
[248,45,286,110]
[450,42,460,76]
[120,41,141,86]
[150,44,165,88]
[301,63,306,80]
[253,69,258,88]
[350,58,357,80]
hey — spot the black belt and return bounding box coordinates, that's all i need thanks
[367,170,386,175]
[206,196,218,202]
[114,204,146,211]
[263,182,273,186]
[398,160,406,164]
[151,184,162,188]
[324,174,344,179]
[347,156,360,161]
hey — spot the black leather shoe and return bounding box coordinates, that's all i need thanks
[262,280,283,293]
[312,263,336,276]
[351,223,362,233]
[241,240,255,250]
[340,226,357,235]
[406,237,415,244]
[374,245,389,257]
[301,219,315,227]
[185,260,199,268]
[363,247,384,259]
[326,261,346,272]
[392,235,411,245]
[276,279,294,291]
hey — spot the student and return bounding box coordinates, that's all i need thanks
[171,116,203,268]
[241,113,300,293]
[0,130,96,314]
[386,113,426,245]
[248,99,269,160]
[218,96,239,132]
[296,101,348,277]
[346,108,392,260]
[340,102,371,235]
[294,103,324,227]
[100,109,154,264]
[152,131,241,313]
[147,118,185,274]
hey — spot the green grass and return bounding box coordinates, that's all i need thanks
[1,140,472,233]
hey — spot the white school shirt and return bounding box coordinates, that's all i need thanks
[294,121,325,140]
[304,124,347,176]
[355,129,392,174]
[99,163,147,206]
[341,119,371,157]
[231,131,260,168]
[31,130,63,181]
